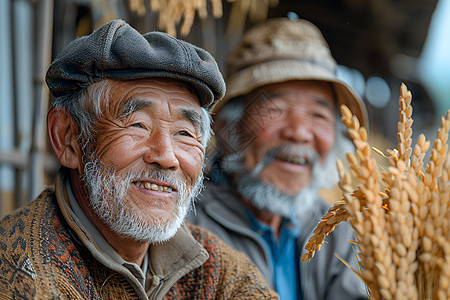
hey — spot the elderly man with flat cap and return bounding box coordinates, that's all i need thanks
[188,18,368,299]
[0,20,278,299]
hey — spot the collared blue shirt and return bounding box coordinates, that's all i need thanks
[245,209,302,300]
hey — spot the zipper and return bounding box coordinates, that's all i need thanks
[150,274,171,300]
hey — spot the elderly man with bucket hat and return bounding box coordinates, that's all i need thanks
[187,18,368,299]
[0,20,278,299]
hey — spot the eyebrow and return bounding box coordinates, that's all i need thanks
[314,98,335,112]
[116,98,204,134]
[262,91,335,111]
[182,108,204,135]
[116,98,151,120]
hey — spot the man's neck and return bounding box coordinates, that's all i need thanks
[241,197,283,237]
[69,169,149,266]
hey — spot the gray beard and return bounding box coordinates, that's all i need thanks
[81,152,203,243]
[222,144,340,219]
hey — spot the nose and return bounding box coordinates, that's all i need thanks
[280,113,314,144]
[143,133,179,170]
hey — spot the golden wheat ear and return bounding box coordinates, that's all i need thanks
[302,102,379,263]
[302,83,450,299]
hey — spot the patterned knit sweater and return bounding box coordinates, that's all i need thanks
[0,187,278,299]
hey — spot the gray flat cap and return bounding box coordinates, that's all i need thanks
[46,19,225,110]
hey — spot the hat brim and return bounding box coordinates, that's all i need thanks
[217,60,368,128]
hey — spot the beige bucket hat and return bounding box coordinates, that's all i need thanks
[217,18,368,127]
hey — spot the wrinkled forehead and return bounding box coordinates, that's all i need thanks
[244,80,336,110]
[113,78,198,100]
[83,78,203,123]
[101,78,201,109]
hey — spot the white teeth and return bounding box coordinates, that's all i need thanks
[296,157,306,165]
[136,181,172,192]
[278,155,307,165]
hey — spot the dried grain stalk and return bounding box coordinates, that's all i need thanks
[127,0,277,37]
[126,0,224,36]
[302,83,450,300]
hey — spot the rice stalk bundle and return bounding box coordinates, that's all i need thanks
[302,83,450,300]
[127,0,224,36]
[127,0,277,37]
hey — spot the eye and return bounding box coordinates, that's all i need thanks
[313,111,334,123]
[178,130,195,138]
[313,112,326,119]
[131,123,143,128]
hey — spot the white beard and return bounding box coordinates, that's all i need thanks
[222,143,343,220]
[81,153,203,243]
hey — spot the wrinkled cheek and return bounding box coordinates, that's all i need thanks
[178,152,204,186]
[316,131,335,159]
[98,143,144,171]
[249,126,278,154]
[241,142,266,172]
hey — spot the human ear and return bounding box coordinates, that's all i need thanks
[47,107,82,169]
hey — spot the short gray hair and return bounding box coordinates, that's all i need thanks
[50,79,212,149]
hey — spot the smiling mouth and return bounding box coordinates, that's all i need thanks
[134,181,173,192]
[276,154,308,165]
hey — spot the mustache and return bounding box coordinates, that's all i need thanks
[251,144,320,176]
[82,154,189,199]
[125,167,187,193]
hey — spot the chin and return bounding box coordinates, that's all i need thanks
[109,206,186,243]
[265,178,310,197]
